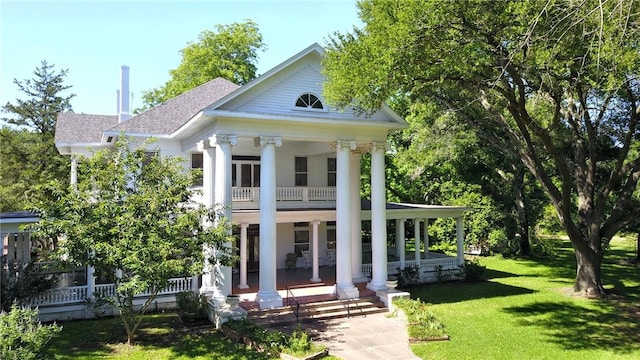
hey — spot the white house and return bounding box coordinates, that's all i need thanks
[53,43,470,311]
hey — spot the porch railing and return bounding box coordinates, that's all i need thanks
[361,253,461,276]
[27,277,192,307]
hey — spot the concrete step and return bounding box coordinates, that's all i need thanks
[247,295,387,328]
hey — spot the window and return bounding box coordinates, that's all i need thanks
[326,221,336,249]
[295,157,307,186]
[295,93,324,110]
[294,222,309,256]
[327,158,336,187]
[191,153,203,186]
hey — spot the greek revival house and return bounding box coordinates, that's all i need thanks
[51,43,469,311]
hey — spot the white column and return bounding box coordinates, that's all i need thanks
[394,219,402,258]
[86,265,95,300]
[414,219,421,263]
[336,140,358,299]
[212,135,236,302]
[367,142,388,291]
[456,216,465,265]
[238,223,249,289]
[311,220,321,282]
[399,219,406,268]
[350,152,367,283]
[424,218,430,253]
[198,141,217,295]
[70,155,78,186]
[255,136,283,308]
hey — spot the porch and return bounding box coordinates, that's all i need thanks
[191,186,337,210]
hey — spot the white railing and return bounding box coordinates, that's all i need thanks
[28,285,88,307]
[277,187,304,201]
[308,187,336,201]
[361,254,461,277]
[29,277,192,307]
[232,187,258,201]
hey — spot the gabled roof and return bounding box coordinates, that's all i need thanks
[106,78,239,136]
[56,113,118,144]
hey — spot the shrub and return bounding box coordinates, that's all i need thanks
[175,291,208,319]
[0,305,62,360]
[392,297,446,340]
[458,259,487,282]
[396,265,420,287]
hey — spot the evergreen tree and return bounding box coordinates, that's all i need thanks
[0,61,74,211]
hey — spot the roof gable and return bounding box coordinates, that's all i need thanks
[198,43,405,126]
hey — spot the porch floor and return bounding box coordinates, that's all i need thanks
[231,266,376,310]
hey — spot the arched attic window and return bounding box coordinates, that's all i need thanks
[295,93,324,110]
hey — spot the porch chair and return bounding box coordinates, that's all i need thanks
[301,250,311,268]
[285,253,298,270]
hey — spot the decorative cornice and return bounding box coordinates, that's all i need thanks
[253,136,282,147]
[209,134,237,147]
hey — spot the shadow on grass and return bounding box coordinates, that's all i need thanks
[503,300,640,354]
[409,280,535,305]
[46,313,272,359]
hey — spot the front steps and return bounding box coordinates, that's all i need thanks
[245,295,387,328]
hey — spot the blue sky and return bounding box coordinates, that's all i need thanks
[1,0,361,115]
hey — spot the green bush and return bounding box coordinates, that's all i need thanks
[396,265,420,287]
[0,305,62,360]
[392,297,446,340]
[175,291,208,319]
[458,259,487,282]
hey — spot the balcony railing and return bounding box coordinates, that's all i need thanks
[230,187,336,202]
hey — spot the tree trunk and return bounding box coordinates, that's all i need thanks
[636,233,639,261]
[573,244,606,296]
[514,167,531,256]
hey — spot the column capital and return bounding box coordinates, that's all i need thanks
[254,136,282,147]
[209,134,237,147]
[311,220,321,226]
[196,140,215,152]
[371,141,389,152]
[332,140,357,151]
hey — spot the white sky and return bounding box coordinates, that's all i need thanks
[0,0,361,115]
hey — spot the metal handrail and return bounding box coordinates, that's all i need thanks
[285,286,302,324]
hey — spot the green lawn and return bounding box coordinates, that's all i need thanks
[409,237,640,360]
[45,313,273,359]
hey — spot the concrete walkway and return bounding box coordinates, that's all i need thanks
[279,311,420,360]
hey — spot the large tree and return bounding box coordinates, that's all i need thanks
[323,0,640,296]
[139,20,266,111]
[1,61,75,211]
[29,138,233,345]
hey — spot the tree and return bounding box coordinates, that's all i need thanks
[1,61,74,211]
[323,0,640,296]
[2,60,74,134]
[29,138,234,345]
[139,20,266,111]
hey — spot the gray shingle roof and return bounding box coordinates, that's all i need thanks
[108,78,239,135]
[55,113,118,143]
[55,77,240,144]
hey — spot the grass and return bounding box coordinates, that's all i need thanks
[44,312,274,359]
[408,237,640,360]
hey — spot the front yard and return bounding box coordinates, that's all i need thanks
[42,237,639,360]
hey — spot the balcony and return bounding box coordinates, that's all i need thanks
[191,187,337,210]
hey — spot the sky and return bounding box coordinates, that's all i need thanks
[0,0,362,115]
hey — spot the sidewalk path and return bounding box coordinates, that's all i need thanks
[283,312,420,360]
